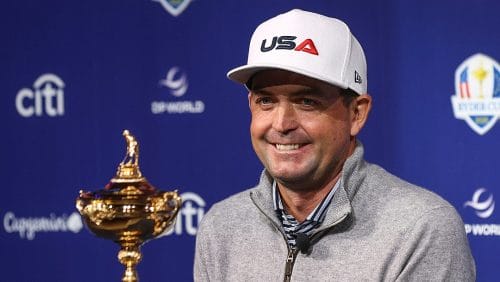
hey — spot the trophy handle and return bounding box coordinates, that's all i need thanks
[164,190,182,217]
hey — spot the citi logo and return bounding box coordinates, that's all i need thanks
[464,188,495,218]
[260,36,319,55]
[164,192,205,236]
[15,73,65,118]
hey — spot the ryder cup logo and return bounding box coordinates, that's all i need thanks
[450,53,500,135]
[15,73,65,118]
[152,0,193,17]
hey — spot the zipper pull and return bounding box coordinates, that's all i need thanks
[284,248,297,282]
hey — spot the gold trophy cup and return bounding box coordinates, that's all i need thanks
[76,130,182,282]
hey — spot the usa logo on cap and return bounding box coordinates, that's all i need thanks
[451,53,500,135]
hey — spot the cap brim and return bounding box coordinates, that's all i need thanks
[227,63,349,90]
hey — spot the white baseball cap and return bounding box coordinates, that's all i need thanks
[227,9,367,95]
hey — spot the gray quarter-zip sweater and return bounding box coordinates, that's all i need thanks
[194,142,475,281]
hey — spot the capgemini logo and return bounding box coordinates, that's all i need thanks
[3,211,83,240]
[464,188,495,218]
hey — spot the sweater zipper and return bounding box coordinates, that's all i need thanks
[282,213,348,282]
[284,248,298,282]
[250,193,349,282]
[250,197,300,282]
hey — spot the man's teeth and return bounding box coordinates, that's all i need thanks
[275,144,300,151]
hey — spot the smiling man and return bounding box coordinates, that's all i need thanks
[194,9,475,281]
[248,69,368,223]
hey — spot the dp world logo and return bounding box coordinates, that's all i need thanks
[464,188,495,218]
[450,53,500,135]
[152,0,193,17]
[159,67,188,97]
[151,66,205,114]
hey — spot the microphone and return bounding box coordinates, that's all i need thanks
[295,233,311,254]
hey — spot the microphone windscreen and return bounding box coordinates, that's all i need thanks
[295,232,310,254]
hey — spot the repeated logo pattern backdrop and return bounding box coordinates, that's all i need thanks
[1,0,499,281]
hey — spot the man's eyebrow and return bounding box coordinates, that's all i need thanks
[249,89,272,96]
[293,87,319,96]
[250,86,319,96]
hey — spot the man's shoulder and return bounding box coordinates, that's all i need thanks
[197,186,258,232]
[209,187,255,215]
[363,163,458,219]
[351,163,467,248]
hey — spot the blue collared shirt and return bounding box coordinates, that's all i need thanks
[273,179,340,248]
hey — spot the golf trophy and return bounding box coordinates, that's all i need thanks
[76,130,182,282]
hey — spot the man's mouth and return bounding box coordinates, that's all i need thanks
[274,144,302,151]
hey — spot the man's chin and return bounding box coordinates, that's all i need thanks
[268,170,311,187]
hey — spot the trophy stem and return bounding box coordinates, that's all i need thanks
[118,245,142,282]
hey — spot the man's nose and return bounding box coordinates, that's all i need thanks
[272,102,298,134]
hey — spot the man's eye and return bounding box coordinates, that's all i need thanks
[256,97,273,105]
[301,98,317,106]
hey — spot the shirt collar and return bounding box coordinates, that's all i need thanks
[272,178,341,224]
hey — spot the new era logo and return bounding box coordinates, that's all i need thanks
[354,71,362,84]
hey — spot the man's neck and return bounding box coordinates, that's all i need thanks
[277,173,341,222]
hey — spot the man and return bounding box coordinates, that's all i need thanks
[194,9,475,281]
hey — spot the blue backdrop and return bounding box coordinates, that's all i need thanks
[1,0,499,281]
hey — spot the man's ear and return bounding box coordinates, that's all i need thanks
[248,92,252,109]
[350,94,372,136]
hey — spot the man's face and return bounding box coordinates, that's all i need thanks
[248,69,359,191]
